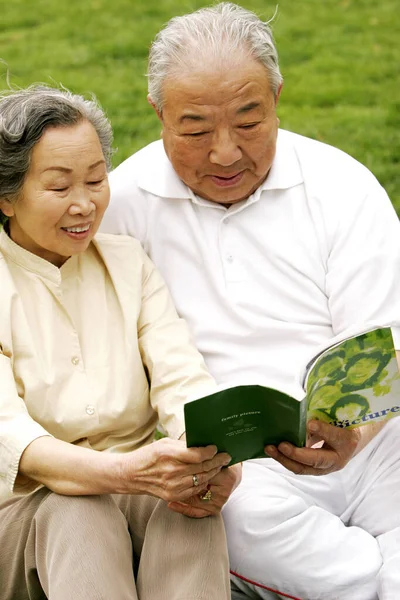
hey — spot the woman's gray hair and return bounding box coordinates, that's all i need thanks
[148,2,283,112]
[0,85,113,217]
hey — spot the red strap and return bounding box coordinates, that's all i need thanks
[230,570,303,600]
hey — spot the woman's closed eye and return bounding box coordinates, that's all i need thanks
[51,187,69,192]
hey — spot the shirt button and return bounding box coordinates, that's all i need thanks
[226,255,233,263]
[223,218,229,225]
[86,405,95,415]
[71,356,80,366]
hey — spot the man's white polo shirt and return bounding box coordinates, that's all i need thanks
[102,129,400,398]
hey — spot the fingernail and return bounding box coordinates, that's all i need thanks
[280,443,292,455]
[308,421,319,433]
[265,445,276,456]
[223,456,232,465]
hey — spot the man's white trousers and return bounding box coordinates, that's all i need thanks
[223,418,400,600]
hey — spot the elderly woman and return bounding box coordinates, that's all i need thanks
[0,85,233,600]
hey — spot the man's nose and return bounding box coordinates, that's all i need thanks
[209,130,242,166]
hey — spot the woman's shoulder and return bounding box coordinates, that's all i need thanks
[93,232,144,254]
[0,251,17,338]
[0,250,16,284]
[92,233,148,270]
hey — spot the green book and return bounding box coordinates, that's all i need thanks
[185,327,400,465]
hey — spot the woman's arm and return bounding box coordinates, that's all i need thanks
[18,435,230,500]
[137,247,217,439]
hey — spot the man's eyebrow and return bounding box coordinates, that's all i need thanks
[179,114,207,123]
[178,102,261,123]
[237,102,261,114]
[42,160,106,174]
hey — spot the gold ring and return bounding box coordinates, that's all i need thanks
[199,489,212,501]
[192,474,199,487]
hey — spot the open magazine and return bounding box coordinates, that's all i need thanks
[184,327,400,465]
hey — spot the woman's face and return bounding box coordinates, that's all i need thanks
[0,120,110,267]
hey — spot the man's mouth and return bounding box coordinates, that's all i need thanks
[210,172,244,187]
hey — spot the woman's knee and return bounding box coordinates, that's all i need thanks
[35,492,127,536]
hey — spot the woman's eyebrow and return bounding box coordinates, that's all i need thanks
[41,160,106,174]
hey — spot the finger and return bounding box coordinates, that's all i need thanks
[167,501,214,518]
[171,443,220,464]
[264,448,324,475]
[306,433,325,448]
[204,466,242,500]
[266,444,337,473]
[199,452,231,473]
[186,466,223,492]
[169,490,224,515]
[307,420,360,453]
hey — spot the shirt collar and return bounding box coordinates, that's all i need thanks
[136,128,304,201]
[0,227,76,284]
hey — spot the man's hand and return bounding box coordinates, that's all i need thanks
[167,462,242,518]
[265,420,363,476]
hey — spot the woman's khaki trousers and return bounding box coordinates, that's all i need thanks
[0,488,230,600]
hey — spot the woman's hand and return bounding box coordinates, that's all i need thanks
[167,462,243,518]
[18,436,230,500]
[116,438,232,502]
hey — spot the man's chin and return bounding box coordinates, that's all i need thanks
[195,185,255,205]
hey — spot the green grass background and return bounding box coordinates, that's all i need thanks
[0,0,399,212]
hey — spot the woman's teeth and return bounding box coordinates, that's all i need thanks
[63,225,90,233]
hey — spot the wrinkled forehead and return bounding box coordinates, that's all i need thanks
[161,54,274,114]
[166,43,266,84]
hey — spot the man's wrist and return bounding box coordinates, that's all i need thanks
[354,421,386,456]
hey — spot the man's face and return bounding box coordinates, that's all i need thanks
[155,58,280,204]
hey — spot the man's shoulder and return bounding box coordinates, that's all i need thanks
[279,129,380,200]
[109,140,166,187]
[280,129,371,174]
[109,139,189,201]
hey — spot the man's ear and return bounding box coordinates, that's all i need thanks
[147,94,162,122]
[0,199,14,218]
[275,82,283,106]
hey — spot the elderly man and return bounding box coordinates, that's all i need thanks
[101,3,400,599]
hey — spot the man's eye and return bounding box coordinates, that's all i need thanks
[239,123,259,129]
[88,179,104,185]
[52,187,68,192]
[186,132,208,137]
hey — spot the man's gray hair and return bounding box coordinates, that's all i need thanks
[148,2,283,111]
[0,85,113,215]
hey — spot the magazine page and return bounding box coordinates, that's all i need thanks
[304,327,400,428]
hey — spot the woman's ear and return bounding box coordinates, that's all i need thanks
[0,199,15,218]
